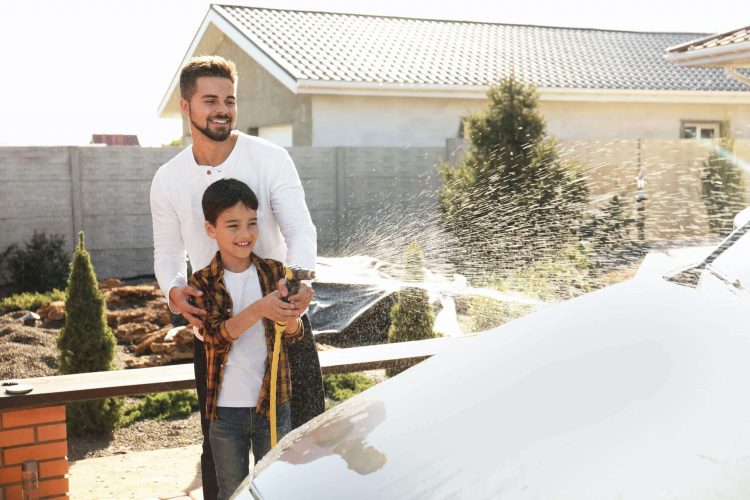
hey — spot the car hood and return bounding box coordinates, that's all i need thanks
[252,276,750,499]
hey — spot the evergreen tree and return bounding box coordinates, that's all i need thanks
[387,241,435,377]
[1,232,69,293]
[440,75,589,270]
[57,232,122,436]
[581,194,637,268]
[700,136,747,236]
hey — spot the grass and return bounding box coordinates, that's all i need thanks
[323,373,376,410]
[120,391,199,427]
[0,289,66,315]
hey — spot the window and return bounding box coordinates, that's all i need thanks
[259,124,293,147]
[681,121,721,139]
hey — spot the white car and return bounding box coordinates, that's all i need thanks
[236,214,750,499]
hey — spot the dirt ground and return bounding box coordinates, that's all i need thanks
[69,444,204,499]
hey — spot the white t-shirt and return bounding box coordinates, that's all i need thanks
[217,265,267,408]
[150,132,317,314]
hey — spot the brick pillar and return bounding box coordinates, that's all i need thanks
[0,406,68,499]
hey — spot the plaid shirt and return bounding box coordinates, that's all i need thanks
[188,251,303,420]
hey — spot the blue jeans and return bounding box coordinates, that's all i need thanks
[209,404,291,500]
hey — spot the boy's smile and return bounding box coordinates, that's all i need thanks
[205,201,258,273]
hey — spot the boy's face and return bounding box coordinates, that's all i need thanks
[205,201,258,270]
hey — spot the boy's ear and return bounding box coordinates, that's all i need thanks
[204,220,216,239]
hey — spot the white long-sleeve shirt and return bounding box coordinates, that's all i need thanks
[150,132,317,312]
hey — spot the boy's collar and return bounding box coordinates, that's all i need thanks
[208,251,261,278]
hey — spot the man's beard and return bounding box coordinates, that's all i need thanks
[190,112,233,142]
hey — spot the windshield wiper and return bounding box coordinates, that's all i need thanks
[704,264,745,292]
[666,219,750,288]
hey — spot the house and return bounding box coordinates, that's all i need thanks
[666,25,750,84]
[90,134,140,146]
[159,5,750,147]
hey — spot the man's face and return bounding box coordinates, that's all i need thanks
[182,76,237,142]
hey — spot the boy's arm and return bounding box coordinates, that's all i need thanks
[223,288,300,341]
[283,317,304,343]
[188,275,234,349]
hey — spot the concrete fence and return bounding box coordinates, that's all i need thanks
[0,145,447,281]
[1,140,748,281]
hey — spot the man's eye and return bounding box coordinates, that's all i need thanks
[227,225,237,229]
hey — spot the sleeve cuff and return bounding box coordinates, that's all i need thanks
[218,321,235,345]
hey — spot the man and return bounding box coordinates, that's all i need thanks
[150,55,324,500]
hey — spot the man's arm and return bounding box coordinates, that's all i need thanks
[270,150,317,271]
[150,171,205,324]
[269,150,318,312]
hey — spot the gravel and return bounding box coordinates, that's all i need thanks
[0,311,59,379]
[68,408,202,461]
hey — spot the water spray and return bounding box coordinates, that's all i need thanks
[270,266,315,448]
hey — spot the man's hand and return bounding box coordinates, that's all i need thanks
[169,285,207,328]
[287,282,314,316]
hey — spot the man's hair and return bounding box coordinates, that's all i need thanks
[202,178,259,224]
[180,55,237,100]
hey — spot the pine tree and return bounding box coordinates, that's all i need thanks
[387,241,435,377]
[581,194,636,268]
[57,232,122,436]
[440,75,589,270]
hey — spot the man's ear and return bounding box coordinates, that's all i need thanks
[204,220,216,239]
[180,98,190,118]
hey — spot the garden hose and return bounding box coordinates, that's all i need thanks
[269,266,315,448]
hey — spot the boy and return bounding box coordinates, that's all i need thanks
[189,178,304,500]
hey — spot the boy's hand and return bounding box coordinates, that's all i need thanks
[259,289,299,324]
[287,282,314,316]
[169,285,207,328]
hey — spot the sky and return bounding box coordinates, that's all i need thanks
[0,0,744,146]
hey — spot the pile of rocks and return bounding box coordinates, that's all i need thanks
[35,280,194,368]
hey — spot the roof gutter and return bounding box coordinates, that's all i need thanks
[665,39,750,68]
[296,80,750,103]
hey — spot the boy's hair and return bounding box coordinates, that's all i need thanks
[180,55,237,100]
[202,179,259,224]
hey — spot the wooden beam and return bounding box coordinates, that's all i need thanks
[0,335,477,411]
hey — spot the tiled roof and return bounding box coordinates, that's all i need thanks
[667,26,750,54]
[214,5,749,92]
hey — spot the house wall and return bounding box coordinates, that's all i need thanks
[311,95,482,147]
[541,101,750,140]
[310,94,750,147]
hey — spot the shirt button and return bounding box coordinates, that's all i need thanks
[207,170,211,175]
